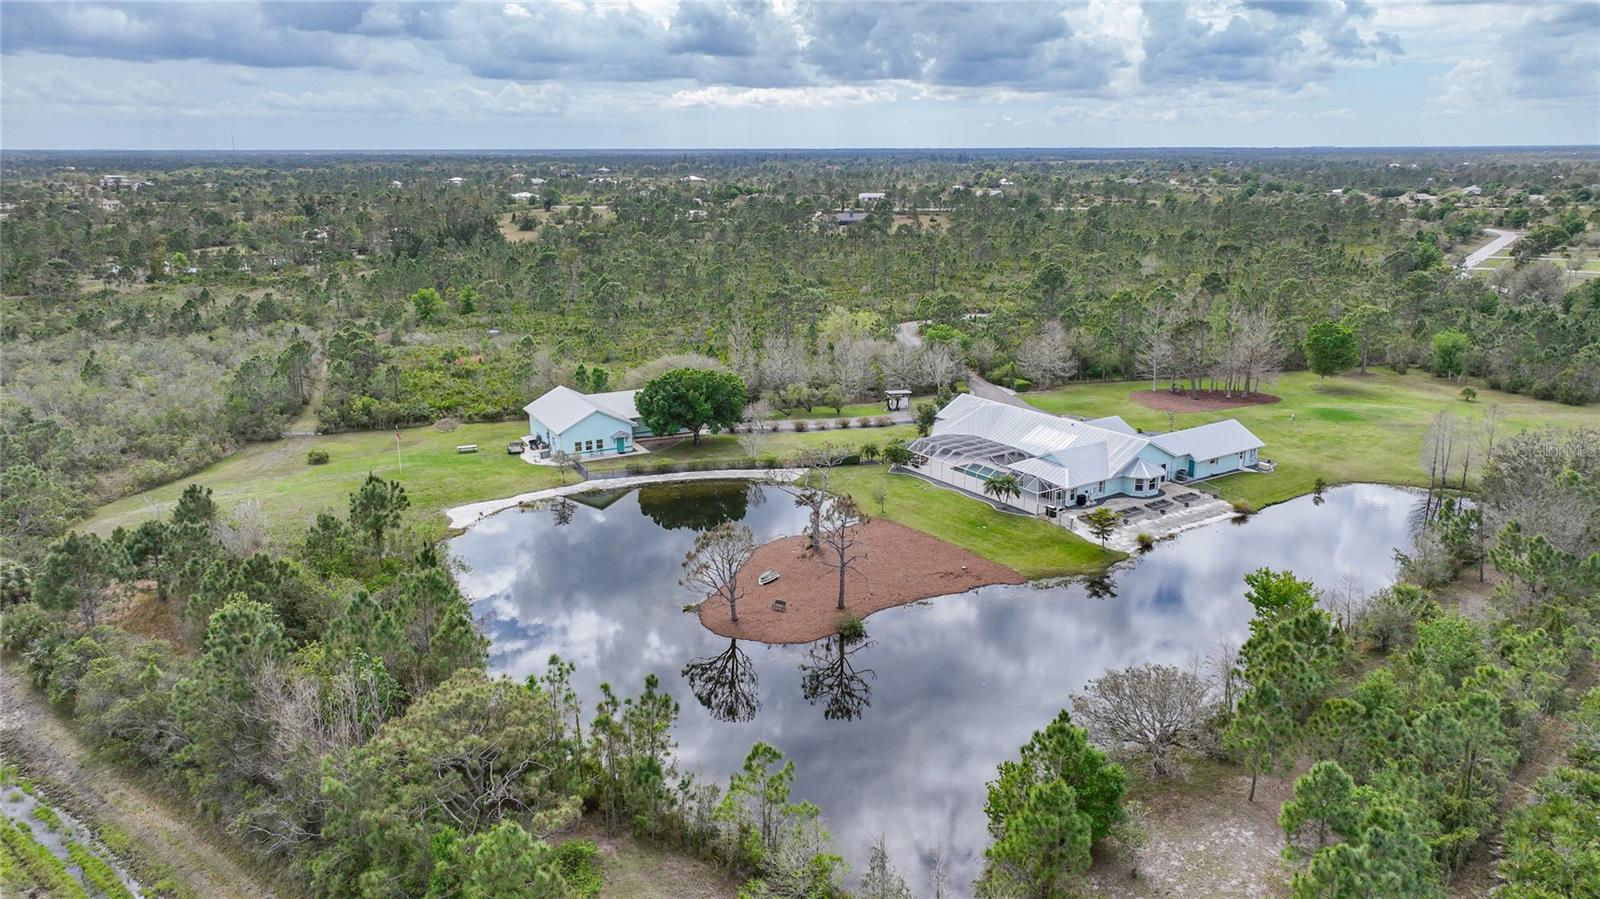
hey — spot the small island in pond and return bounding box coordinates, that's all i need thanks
[695,519,1023,644]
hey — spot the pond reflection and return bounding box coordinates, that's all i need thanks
[682,637,761,723]
[800,632,876,722]
[451,480,1420,892]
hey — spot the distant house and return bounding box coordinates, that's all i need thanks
[684,208,708,221]
[524,386,653,458]
[905,395,1264,513]
[1462,185,1483,196]
[978,188,1003,197]
[997,178,1014,186]
[823,211,870,227]
[508,172,526,181]
[447,176,466,186]
[511,191,534,201]
[527,178,547,186]
[858,191,887,203]
[681,175,707,183]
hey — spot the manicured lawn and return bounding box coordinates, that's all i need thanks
[583,424,920,472]
[1024,370,1600,509]
[82,421,561,542]
[829,466,1124,578]
[769,399,920,421]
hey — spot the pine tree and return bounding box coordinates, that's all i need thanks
[980,779,1093,899]
[1281,760,1360,856]
[349,474,410,554]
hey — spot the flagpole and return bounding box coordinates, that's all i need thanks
[396,431,402,474]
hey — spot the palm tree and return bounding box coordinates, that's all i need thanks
[983,473,1023,507]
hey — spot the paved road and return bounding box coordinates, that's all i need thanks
[1461,228,1520,272]
[964,371,1035,409]
[894,319,923,348]
[895,318,1035,410]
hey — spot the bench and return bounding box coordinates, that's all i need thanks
[757,570,780,586]
[456,444,479,454]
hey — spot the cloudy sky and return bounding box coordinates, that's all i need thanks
[2,1,1596,150]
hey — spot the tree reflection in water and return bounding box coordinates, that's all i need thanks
[799,631,875,721]
[681,637,760,722]
[1083,573,1118,600]
[550,497,577,526]
[638,481,749,531]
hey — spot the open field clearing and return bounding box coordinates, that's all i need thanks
[1024,369,1600,510]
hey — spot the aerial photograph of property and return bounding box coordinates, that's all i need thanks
[2,2,1599,897]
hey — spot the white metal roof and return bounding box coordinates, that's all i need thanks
[933,398,1147,476]
[523,386,637,434]
[1125,459,1165,479]
[1151,419,1264,460]
[929,394,1262,488]
[1084,415,1137,435]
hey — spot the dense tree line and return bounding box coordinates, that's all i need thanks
[1,470,904,897]
[3,151,1595,560]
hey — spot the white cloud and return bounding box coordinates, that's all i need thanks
[666,83,898,109]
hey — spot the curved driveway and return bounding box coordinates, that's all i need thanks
[1461,228,1519,273]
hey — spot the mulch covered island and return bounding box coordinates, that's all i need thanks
[1128,389,1281,413]
[696,519,1023,644]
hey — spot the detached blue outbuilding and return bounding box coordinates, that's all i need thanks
[523,386,650,458]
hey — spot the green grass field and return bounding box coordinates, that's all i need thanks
[829,466,1123,578]
[83,421,560,542]
[81,417,1121,578]
[1023,370,1600,509]
[85,368,1588,578]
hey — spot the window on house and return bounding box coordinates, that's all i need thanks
[572,441,581,453]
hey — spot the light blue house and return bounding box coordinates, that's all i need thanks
[523,386,647,458]
[905,394,1265,513]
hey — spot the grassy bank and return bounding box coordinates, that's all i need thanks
[829,466,1124,578]
[1023,370,1600,509]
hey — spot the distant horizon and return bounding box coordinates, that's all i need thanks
[6,144,1599,156]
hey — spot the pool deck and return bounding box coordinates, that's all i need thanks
[1057,482,1239,552]
[443,468,803,529]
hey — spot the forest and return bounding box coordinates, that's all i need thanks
[2,149,1600,897]
[3,148,1598,564]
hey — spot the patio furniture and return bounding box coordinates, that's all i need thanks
[771,599,787,612]
[455,444,479,454]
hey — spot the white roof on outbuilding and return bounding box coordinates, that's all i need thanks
[523,386,640,433]
[1151,419,1264,460]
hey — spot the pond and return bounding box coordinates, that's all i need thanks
[450,480,1421,891]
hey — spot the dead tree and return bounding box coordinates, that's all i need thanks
[820,495,869,611]
[680,523,756,623]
